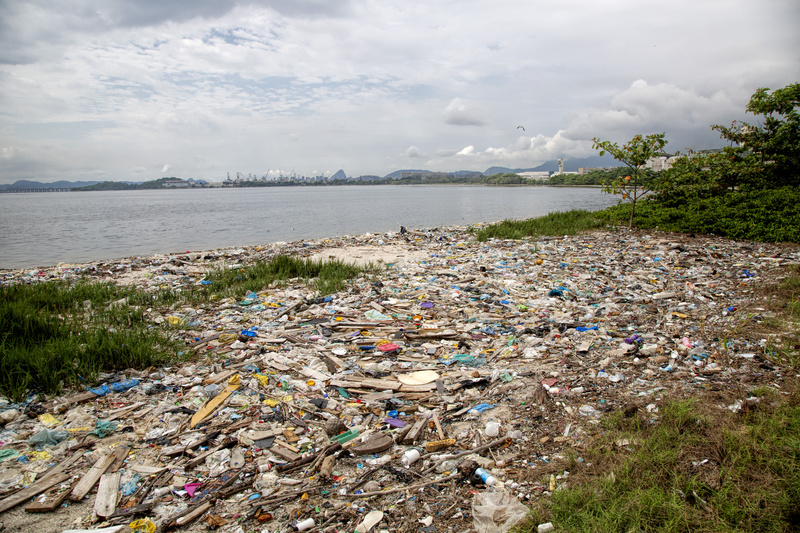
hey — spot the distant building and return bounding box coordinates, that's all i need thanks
[162,178,189,188]
[645,154,681,172]
[519,171,551,182]
[578,167,608,174]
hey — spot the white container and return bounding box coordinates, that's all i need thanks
[401,449,420,466]
[153,486,172,497]
[293,518,314,531]
[485,421,500,437]
[474,467,498,486]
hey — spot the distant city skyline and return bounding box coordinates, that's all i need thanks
[1,1,798,184]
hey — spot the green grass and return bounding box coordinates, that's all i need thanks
[474,210,612,241]
[515,394,800,533]
[0,254,378,402]
[196,254,380,299]
[0,281,183,402]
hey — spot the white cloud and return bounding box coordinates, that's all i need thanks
[405,146,423,158]
[443,99,486,126]
[0,0,798,182]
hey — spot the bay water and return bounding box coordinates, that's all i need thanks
[0,185,618,269]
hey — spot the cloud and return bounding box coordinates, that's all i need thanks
[405,146,423,158]
[443,98,486,126]
[0,1,797,182]
[563,80,745,151]
[457,145,475,156]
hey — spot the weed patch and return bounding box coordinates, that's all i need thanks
[516,393,800,533]
[475,210,611,241]
[195,254,379,300]
[0,254,378,402]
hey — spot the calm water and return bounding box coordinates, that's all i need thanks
[0,186,618,269]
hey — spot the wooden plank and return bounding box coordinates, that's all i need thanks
[185,445,222,470]
[398,383,437,392]
[432,411,446,440]
[133,406,156,420]
[39,449,85,480]
[0,472,69,513]
[130,465,167,475]
[202,369,235,386]
[108,443,131,473]
[175,501,212,526]
[61,526,125,533]
[190,333,221,350]
[328,379,402,391]
[69,453,116,501]
[269,445,301,462]
[299,367,330,382]
[94,472,121,518]
[25,479,77,513]
[360,391,394,403]
[53,391,97,413]
[103,402,145,422]
[402,417,427,445]
[190,377,239,429]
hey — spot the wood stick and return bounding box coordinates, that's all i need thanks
[340,473,459,499]
[0,472,69,513]
[70,453,116,501]
[419,437,507,475]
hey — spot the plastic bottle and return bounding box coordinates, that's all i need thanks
[401,449,420,466]
[485,421,500,437]
[292,518,314,531]
[473,467,498,486]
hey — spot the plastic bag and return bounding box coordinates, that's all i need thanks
[111,379,140,393]
[472,489,529,533]
[89,419,118,438]
[130,517,157,533]
[27,428,70,450]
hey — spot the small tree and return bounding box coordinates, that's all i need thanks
[710,83,800,190]
[592,133,668,227]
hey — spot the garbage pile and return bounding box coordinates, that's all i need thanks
[0,226,798,533]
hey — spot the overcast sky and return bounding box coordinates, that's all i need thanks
[1,0,797,183]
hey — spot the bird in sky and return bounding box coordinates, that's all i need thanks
[517,125,525,131]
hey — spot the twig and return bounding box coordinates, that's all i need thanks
[419,437,507,475]
[339,473,460,499]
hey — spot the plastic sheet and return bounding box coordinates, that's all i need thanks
[472,488,529,533]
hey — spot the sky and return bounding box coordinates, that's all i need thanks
[0,0,798,184]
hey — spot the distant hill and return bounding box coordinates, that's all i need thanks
[484,154,621,175]
[0,179,101,190]
[383,169,431,179]
[330,169,347,180]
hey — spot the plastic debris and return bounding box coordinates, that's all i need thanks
[0,225,795,532]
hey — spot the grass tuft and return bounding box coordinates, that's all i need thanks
[0,254,378,402]
[516,394,800,533]
[198,254,379,299]
[475,210,611,241]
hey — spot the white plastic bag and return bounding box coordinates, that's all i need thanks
[472,488,529,533]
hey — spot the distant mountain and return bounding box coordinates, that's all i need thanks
[484,154,621,175]
[383,169,431,179]
[330,169,347,180]
[0,179,101,190]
